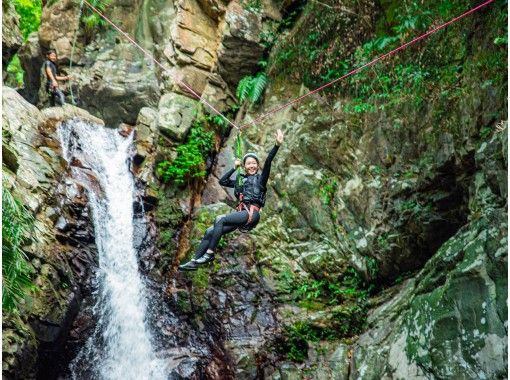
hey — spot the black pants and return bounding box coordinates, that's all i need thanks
[48,87,65,106]
[193,210,260,260]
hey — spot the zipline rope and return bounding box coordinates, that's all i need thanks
[239,0,495,129]
[81,0,240,129]
[81,0,494,132]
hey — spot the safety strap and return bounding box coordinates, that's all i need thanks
[237,194,260,224]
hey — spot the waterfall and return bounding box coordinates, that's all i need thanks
[59,119,166,380]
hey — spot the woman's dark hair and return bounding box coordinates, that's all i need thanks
[46,49,57,56]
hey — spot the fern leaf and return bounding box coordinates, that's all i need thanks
[249,72,267,104]
[236,76,253,103]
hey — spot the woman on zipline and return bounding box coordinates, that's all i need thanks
[179,129,284,271]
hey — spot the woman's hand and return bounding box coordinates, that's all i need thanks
[235,159,241,168]
[275,129,284,146]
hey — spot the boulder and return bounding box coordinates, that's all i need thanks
[217,1,265,88]
[2,0,23,68]
[157,92,198,141]
[38,0,82,63]
[17,32,44,105]
[68,44,160,127]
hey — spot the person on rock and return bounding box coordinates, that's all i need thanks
[43,49,72,106]
[178,129,284,271]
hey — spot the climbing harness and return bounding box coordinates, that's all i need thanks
[80,0,494,129]
[233,132,262,226]
[237,197,260,225]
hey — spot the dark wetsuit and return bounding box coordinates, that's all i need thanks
[44,60,65,106]
[192,145,279,260]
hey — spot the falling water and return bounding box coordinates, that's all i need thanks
[59,119,166,380]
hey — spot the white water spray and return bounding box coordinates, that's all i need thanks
[59,119,165,380]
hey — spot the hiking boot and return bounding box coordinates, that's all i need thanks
[178,260,200,271]
[194,252,215,265]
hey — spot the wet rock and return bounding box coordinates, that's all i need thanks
[2,0,23,70]
[157,92,198,141]
[342,131,508,379]
[38,0,83,63]
[218,1,265,88]
[17,32,44,105]
[2,86,99,379]
[68,43,160,127]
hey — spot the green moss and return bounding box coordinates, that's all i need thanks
[190,267,209,289]
[175,290,192,314]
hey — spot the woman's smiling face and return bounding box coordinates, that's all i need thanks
[244,157,259,175]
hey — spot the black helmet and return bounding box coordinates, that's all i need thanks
[242,152,259,165]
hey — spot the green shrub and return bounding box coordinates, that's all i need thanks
[156,123,214,185]
[80,0,109,41]
[2,187,37,312]
[5,55,24,88]
[11,0,42,40]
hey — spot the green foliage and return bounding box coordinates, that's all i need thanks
[280,266,369,307]
[241,0,262,13]
[156,122,214,186]
[236,72,268,104]
[284,321,325,362]
[397,199,432,217]
[318,176,338,206]
[281,301,367,362]
[81,0,109,40]
[5,55,24,88]
[2,187,37,312]
[204,114,227,131]
[494,35,507,45]
[270,0,506,124]
[479,126,492,140]
[12,0,42,40]
[235,133,244,187]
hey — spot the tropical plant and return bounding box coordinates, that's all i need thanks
[236,72,268,104]
[156,123,214,185]
[81,0,109,41]
[12,0,42,39]
[2,186,37,312]
[6,55,24,87]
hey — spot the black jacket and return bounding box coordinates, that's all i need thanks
[219,145,279,207]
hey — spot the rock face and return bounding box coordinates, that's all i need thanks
[349,130,507,379]
[17,33,44,105]
[180,0,507,377]
[2,0,23,70]
[2,87,99,379]
[69,43,161,127]
[38,0,82,63]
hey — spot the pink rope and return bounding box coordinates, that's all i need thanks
[240,0,495,129]
[81,0,240,129]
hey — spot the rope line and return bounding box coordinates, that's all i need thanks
[81,0,494,131]
[81,0,240,129]
[239,0,495,129]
